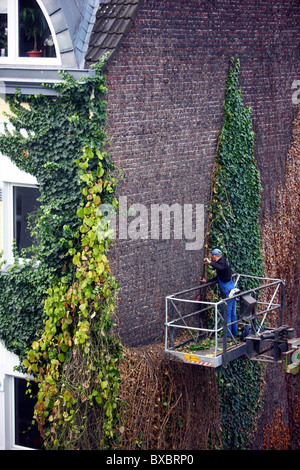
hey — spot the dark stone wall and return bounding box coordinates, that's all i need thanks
[105,0,300,347]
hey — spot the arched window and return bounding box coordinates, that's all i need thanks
[0,0,60,65]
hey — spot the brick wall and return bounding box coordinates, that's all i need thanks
[105,0,300,347]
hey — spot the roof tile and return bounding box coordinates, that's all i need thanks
[85,0,141,67]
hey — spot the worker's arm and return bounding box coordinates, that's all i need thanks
[209,258,227,271]
[201,257,221,284]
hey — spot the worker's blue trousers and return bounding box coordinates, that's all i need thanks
[217,276,238,337]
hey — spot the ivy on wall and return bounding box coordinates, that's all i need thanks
[25,145,121,449]
[206,58,265,449]
[0,58,113,360]
[0,57,123,449]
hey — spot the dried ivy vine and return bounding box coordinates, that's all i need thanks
[0,56,123,449]
[205,58,265,449]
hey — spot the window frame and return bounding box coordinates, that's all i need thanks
[0,0,61,66]
[4,375,40,450]
[13,184,40,256]
[2,180,40,266]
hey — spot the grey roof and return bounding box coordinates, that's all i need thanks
[0,0,140,95]
[85,0,140,67]
[1,1,100,95]
[42,0,100,69]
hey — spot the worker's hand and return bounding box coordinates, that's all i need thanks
[203,257,210,265]
[199,278,206,284]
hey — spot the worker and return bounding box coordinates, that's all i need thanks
[200,248,239,338]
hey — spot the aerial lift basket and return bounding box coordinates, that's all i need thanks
[164,273,299,370]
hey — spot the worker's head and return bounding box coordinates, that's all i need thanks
[211,248,222,262]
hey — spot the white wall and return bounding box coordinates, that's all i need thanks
[0,116,38,449]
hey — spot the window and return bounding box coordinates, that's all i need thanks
[2,375,43,450]
[0,0,60,65]
[19,0,55,58]
[13,185,40,256]
[2,180,40,265]
[14,377,43,449]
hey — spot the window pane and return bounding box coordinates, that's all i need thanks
[14,377,43,449]
[13,185,40,256]
[0,0,8,57]
[19,0,56,58]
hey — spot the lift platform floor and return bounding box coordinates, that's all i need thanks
[165,342,247,368]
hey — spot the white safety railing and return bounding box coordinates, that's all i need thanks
[165,274,285,367]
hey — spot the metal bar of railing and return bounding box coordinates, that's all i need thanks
[167,305,214,325]
[223,302,228,367]
[165,274,285,363]
[168,279,282,308]
[166,303,280,327]
[214,303,218,357]
[257,282,281,334]
[222,280,282,302]
[255,300,280,306]
[280,281,285,327]
[253,305,281,318]
[233,273,283,282]
[167,296,217,306]
[166,323,216,333]
[234,273,241,286]
[165,296,168,350]
[170,280,217,298]
[170,299,197,342]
